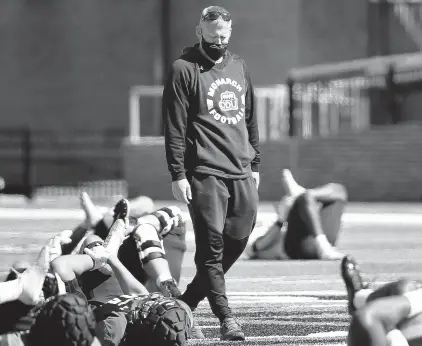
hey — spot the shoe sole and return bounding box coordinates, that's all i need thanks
[220,332,245,341]
[114,199,130,221]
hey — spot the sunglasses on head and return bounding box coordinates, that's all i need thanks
[202,9,231,22]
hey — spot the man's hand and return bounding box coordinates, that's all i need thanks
[172,178,192,204]
[252,172,260,189]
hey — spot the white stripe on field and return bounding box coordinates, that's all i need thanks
[188,331,348,343]
[0,208,421,225]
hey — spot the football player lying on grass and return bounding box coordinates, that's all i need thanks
[51,208,195,346]
[341,255,422,346]
[245,169,346,261]
[64,193,187,291]
[0,232,101,346]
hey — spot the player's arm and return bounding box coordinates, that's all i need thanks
[243,60,260,174]
[51,254,95,282]
[162,60,193,182]
[106,254,149,296]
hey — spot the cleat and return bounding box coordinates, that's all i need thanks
[220,317,245,341]
[341,255,365,314]
[113,198,131,226]
[102,199,132,260]
[112,198,131,236]
[159,279,182,298]
[18,266,46,305]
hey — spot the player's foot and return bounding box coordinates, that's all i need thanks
[18,265,47,305]
[341,255,365,314]
[159,278,182,298]
[281,169,305,197]
[190,320,206,339]
[80,192,103,228]
[113,198,131,233]
[319,247,344,260]
[220,317,245,341]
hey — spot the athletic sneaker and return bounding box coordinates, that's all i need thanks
[220,317,245,341]
[159,279,182,298]
[341,255,365,314]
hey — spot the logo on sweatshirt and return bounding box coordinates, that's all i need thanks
[207,78,245,125]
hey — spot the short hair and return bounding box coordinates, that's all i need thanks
[200,6,231,23]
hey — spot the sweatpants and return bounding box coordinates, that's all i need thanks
[180,173,258,322]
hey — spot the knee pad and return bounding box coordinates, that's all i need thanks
[29,294,96,346]
[134,224,166,266]
[152,206,184,238]
[125,293,191,346]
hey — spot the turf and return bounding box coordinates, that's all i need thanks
[0,202,421,346]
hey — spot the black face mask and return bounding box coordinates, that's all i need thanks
[201,37,228,61]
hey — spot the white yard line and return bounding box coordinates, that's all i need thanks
[0,208,421,225]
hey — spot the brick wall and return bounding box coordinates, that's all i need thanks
[123,123,422,201]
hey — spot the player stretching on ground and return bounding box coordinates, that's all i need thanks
[52,203,193,346]
[64,193,187,292]
[341,255,422,346]
[245,169,345,260]
[0,232,100,346]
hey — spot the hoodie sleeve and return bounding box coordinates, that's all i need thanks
[162,60,194,181]
[243,61,260,172]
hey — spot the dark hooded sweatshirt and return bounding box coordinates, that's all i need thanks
[162,44,260,181]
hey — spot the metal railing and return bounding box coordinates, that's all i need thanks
[128,85,289,143]
[287,52,422,137]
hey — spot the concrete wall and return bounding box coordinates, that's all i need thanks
[123,122,422,201]
[0,0,162,135]
[1,0,419,136]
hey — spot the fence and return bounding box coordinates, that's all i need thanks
[0,129,125,198]
[287,52,422,138]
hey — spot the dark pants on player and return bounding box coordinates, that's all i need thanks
[94,221,187,286]
[284,184,347,259]
[180,173,258,322]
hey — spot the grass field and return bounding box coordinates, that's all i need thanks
[1,200,422,346]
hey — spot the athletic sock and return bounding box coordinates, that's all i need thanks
[403,288,422,318]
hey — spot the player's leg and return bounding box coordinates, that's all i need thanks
[117,207,186,298]
[348,294,418,346]
[309,183,347,245]
[62,192,103,255]
[248,221,287,260]
[283,191,343,260]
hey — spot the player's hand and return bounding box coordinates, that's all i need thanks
[252,172,260,189]
[172,179,192,204]
[84,245,111,270]
[46,230,73,262]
